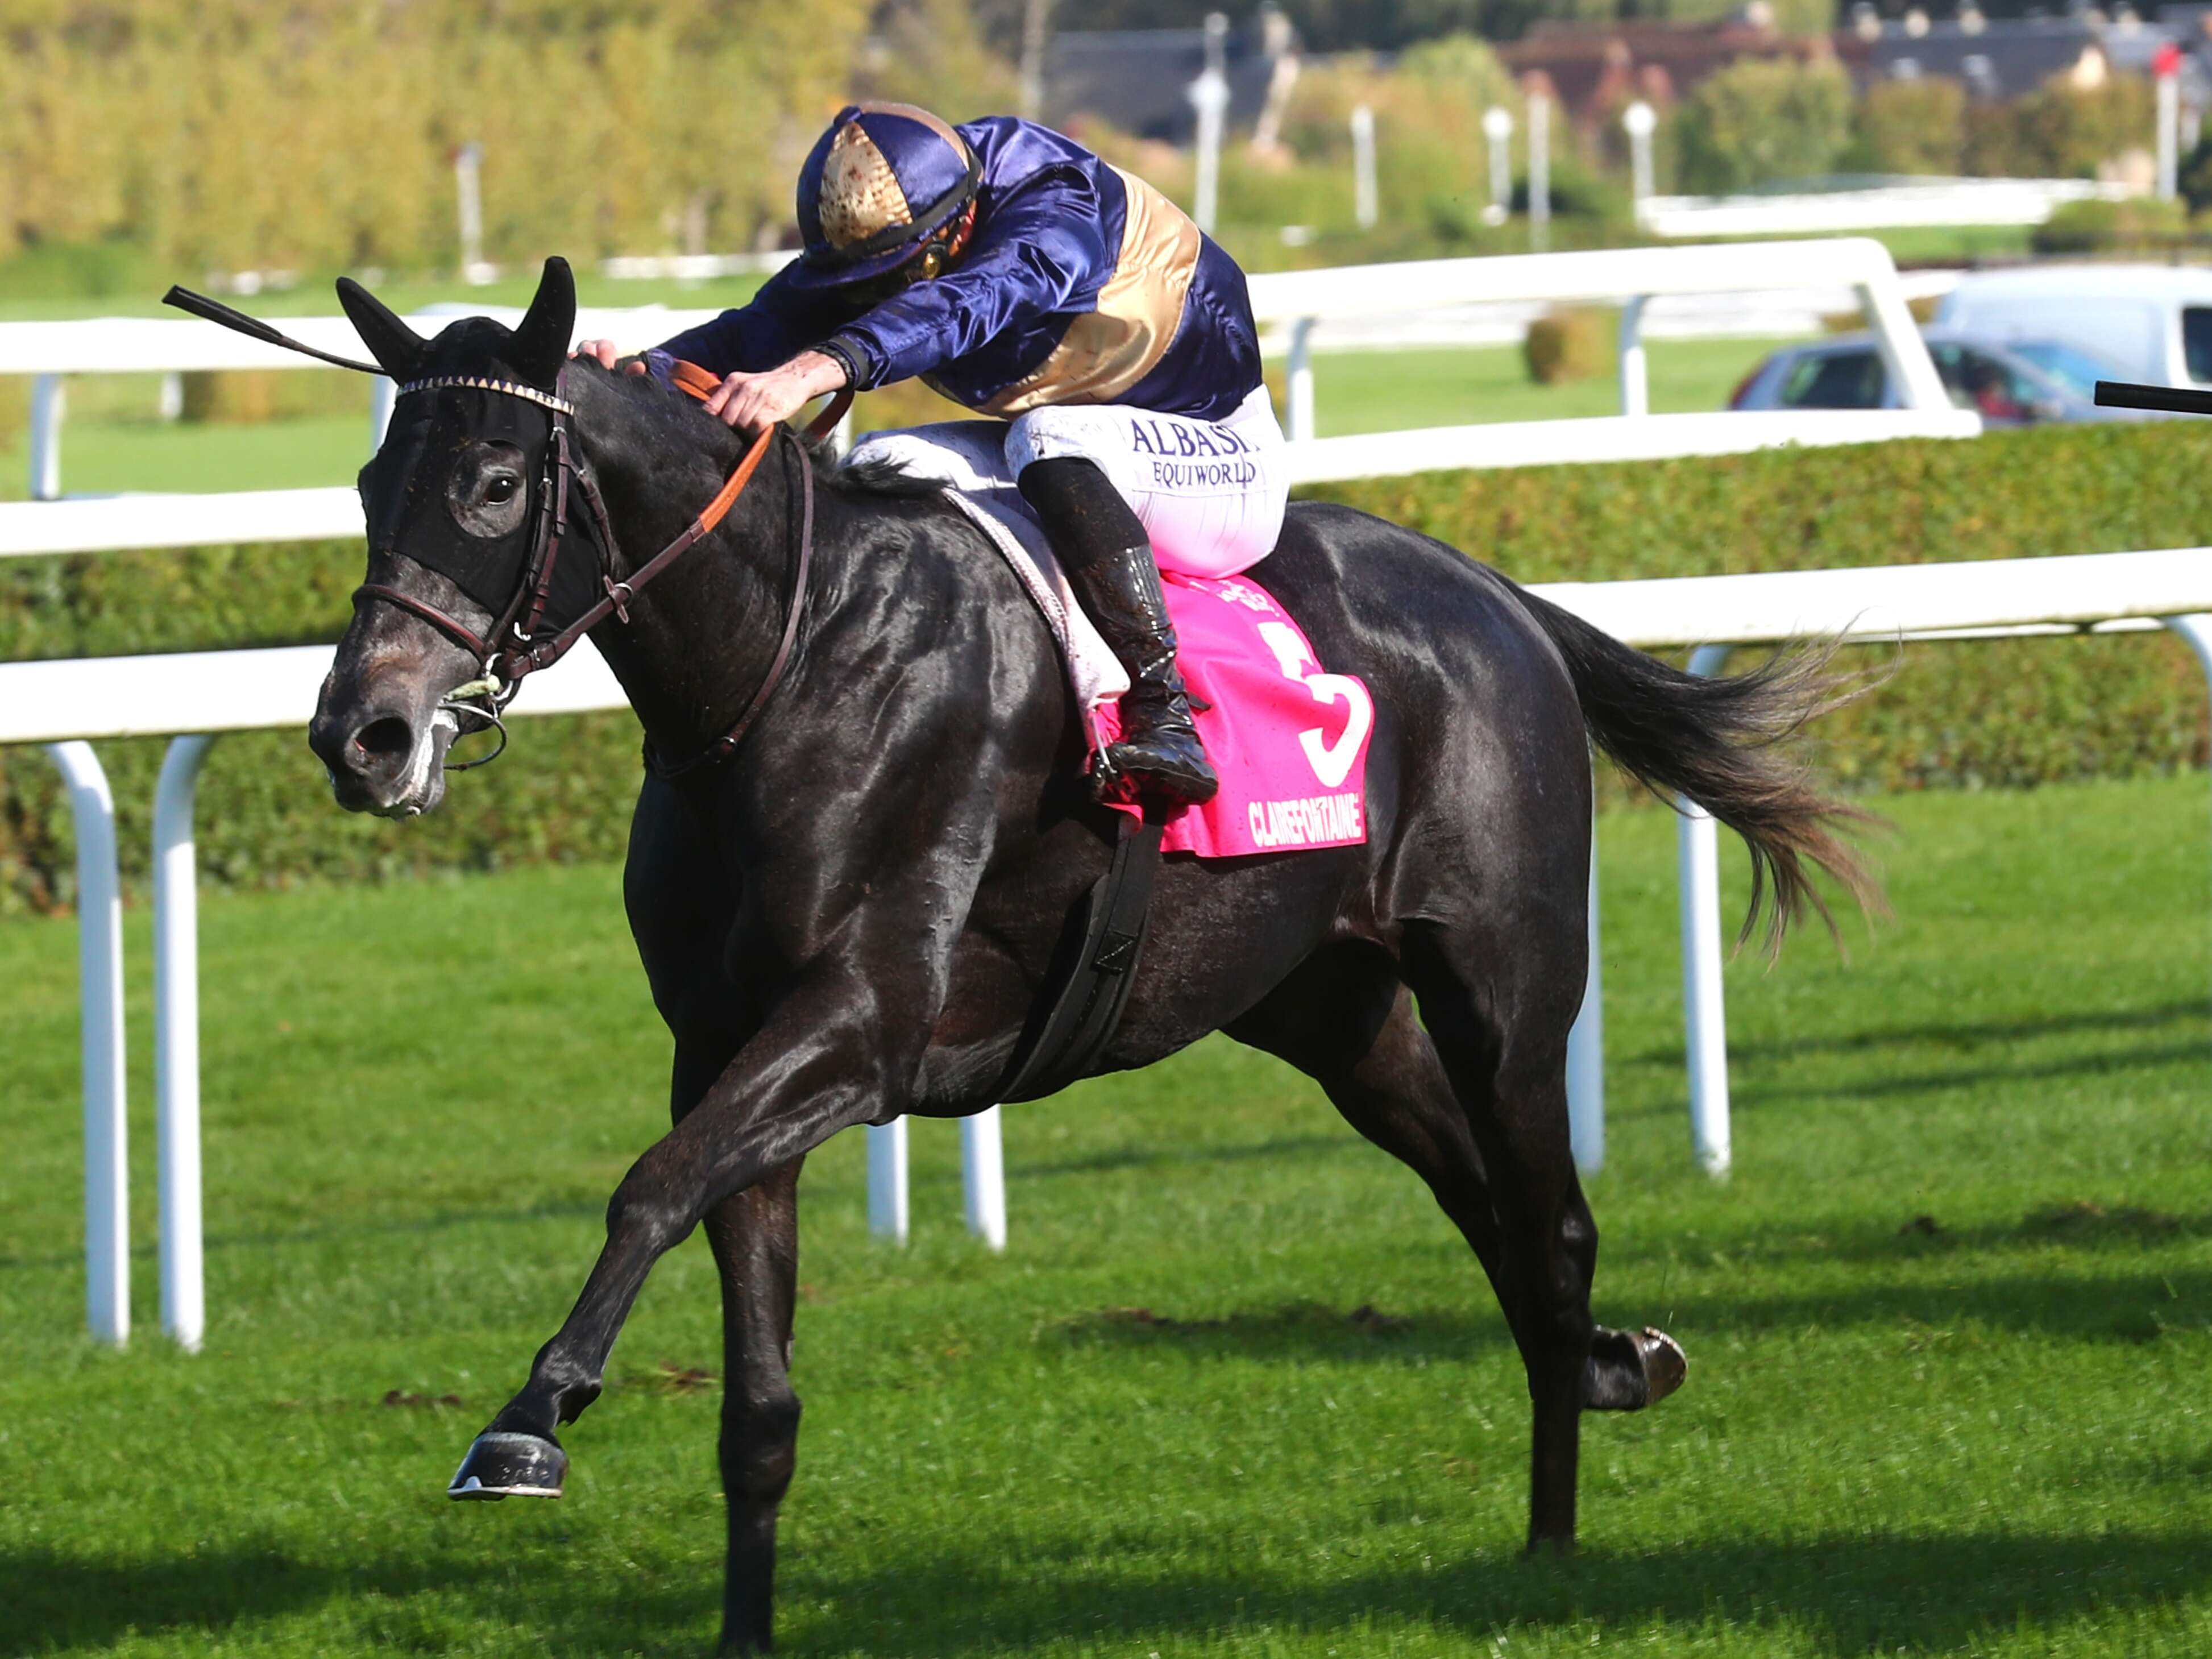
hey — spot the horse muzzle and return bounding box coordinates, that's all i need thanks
[309,700,459,819]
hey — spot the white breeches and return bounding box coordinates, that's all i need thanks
[848,385,1289,580]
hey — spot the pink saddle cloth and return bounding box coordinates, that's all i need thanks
[1094,570,1374,857]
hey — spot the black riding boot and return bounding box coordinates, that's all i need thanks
[1019,457,1219,806]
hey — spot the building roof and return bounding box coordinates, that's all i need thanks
[1836,16,2108,100]
[1500,19,1827,123]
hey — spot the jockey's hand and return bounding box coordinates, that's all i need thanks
[703,351,849,433]
[569,339,647,375]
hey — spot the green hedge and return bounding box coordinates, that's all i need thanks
[1309,420,2212,801]
[0,540,644,914]
[5,422,2211,913]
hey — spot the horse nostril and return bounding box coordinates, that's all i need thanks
[353,715,416,767]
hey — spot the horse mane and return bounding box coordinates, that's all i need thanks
[823,449,950,501]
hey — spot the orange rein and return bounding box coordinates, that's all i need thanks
[666,358,853,548]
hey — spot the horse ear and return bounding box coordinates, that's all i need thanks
[510,256,576,391]
[335,277,424,380]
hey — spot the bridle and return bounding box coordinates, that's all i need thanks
[352,362,850,775]
[154,279,846,778]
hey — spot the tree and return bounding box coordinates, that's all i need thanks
[1674,55,1854,194]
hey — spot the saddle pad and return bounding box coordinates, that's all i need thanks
[934,485,1370,858]
[1095,571,1373,857]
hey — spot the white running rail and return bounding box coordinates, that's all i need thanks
[8,550,2212,1342]
[3,238,1967,509]
[1246,237,1960,445]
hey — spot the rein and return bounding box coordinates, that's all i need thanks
[354,364,853,777]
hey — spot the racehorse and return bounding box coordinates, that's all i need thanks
[306,259,1875,1652]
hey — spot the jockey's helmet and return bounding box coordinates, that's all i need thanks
[787,102,982,293]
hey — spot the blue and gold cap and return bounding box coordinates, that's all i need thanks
[789,102,981,291]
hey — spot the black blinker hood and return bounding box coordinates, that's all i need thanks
[169,259,604,640]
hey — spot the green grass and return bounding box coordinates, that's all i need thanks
[1301,337,1791,437]
[1,337,1798,501]
[2,774,2208,1656]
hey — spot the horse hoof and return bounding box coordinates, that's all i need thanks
[1636,1327,1687,1405]
[447,1430,566,1500]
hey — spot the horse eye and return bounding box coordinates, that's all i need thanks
[484,475,518,505]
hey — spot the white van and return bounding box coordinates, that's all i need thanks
[1933,264,2212,389]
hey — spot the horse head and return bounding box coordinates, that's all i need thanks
[308,256,584,817]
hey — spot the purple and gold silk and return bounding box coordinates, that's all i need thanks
[655,117,1264,425]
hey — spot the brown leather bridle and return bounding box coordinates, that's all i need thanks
[353,360,853,775]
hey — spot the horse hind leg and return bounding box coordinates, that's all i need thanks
[1396,918,1684,1551]
[1228,947,1682,1420]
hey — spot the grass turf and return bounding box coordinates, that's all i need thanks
[2,775,2209,1656]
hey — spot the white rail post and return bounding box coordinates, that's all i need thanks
[1189,14,1229,237]
[1618,295,1650,418]
[2160,615,2212,1019]
[1481,106,1513,228]
[1679,644,1733,1177]
[1286,317,1318,443]
[30,374,64,500]
[47,741,127,1343]
[455,142,491,285]
[153,735,215,1351]
[1623,100,1657,226]
[1566,794,1604,1176]
[961,1107,1008,1250]
[1018,0,1051,119]
[1858,276,1947,412]
[370,377,397,451]
[1350,104,1378,230]
[2157,48,2182,202]
[867,1118,909,1244]
[1528,89,1551,254]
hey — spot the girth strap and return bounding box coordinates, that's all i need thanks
[996,814,1167,1102]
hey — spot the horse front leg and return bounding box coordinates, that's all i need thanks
[447,987,901,1502]
[706,1158,804,1655]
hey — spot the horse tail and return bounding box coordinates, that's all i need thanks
[1513,585,1886,956]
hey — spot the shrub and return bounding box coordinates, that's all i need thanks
[1523,308,1612,384]
[1309,422,2212,798]
[1853,78,1967,177]
[9,424,2211,910]
[2178,114,2212,213]
[2031,195,2188,255]
[1675,55,1854,194]
[180,371,280,425]
[1966,74,2157,180]
[0,375,26,453]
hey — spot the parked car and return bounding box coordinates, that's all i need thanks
[1727,329,2142,425]
[1934,264,2212,390]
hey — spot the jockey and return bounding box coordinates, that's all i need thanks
[578,102,1288,806]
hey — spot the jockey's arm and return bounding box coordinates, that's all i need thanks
[582,167,1111,431]
[817,181,1108,393]
[575,267,852,428]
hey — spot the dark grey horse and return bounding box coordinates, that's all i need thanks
[306,259,1874,1652]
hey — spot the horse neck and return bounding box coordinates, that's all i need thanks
[568,374,801,758]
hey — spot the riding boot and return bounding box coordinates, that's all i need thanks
[1018,457,1219,806]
